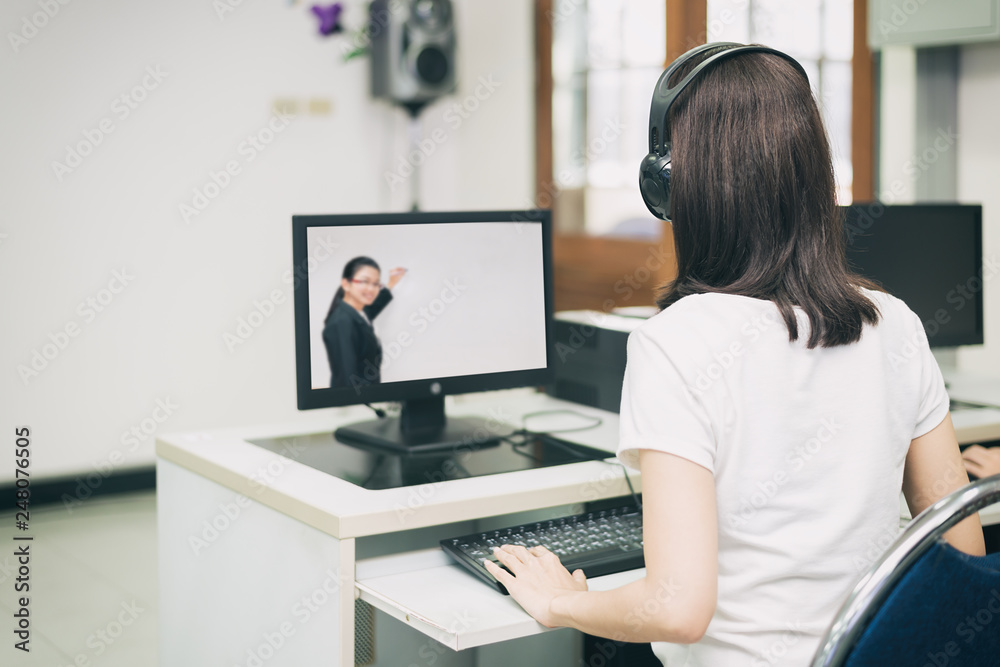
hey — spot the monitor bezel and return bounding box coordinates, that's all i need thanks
[292,209,554,410]
[843,203,984,348]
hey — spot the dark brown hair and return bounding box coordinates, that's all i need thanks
[657,44,881,348]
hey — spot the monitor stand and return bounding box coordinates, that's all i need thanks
[334,396,510,454]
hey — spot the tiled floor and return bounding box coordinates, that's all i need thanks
[0,491,158,667]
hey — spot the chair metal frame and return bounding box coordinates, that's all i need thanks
[810,474,1000,667]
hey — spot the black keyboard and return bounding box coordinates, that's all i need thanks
[440,504,644,594]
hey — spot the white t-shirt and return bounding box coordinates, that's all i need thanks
[616,289,949,667]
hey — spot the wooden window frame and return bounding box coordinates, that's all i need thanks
[536,0,874,310]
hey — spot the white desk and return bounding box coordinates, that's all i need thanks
[945,368,1000,447]
[156,384,1000,667]
[156,391,638,667]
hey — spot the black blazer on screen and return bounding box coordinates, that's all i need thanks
[322,289,393,389]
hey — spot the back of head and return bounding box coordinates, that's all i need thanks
[656,44,879,347]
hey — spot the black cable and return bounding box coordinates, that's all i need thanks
[621,465,642,512]
[552,441,641,513]
[506,407,610,479]
[359,454,387,489]
[364,403,387,418]
[517,407,639,510]
[508,428,643,514]
[507,436,539,461]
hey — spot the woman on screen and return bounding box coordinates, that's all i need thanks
[484,43,985,665]
[323,256,406,389]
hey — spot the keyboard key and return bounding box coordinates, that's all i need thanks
[441,503,644,595]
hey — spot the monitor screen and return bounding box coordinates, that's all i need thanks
[843,204,983,348]
[292,210,553,452]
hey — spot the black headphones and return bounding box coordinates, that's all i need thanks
[639,42,810,221]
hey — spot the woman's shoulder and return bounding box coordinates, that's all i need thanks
[630,293,775,358]
[857,286,919,324]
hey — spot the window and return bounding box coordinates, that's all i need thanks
[706,0,855,202]
[551,0,666,236]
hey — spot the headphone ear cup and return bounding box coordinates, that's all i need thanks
[639,152,672,221]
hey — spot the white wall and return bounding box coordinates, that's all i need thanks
[0,0,535,483]
[878,46,918,205]
[956,41,1000,377]
[878,43,999,378]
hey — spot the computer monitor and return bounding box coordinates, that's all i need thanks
[843,203,983,348]
[292,209,553,453]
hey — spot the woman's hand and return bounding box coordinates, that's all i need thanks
[962,445,1000,479]
[387,267,407,289]
[483,545,588,627]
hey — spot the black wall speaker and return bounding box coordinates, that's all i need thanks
[370,0,457,108]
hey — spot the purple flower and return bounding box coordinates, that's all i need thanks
[311,3,344,36]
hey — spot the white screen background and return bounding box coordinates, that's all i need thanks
[306,221,547,389]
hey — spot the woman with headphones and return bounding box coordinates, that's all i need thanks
[322,256,406,389]
[485,43,985,665]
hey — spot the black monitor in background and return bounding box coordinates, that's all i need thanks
[292,210,554,453]
[843,203,983,348]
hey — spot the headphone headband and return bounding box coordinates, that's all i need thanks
[647,42,809,156]
[639,42,809,221]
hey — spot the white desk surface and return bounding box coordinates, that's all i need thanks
[951,406,1000,445]
[942,367,1000,449]
[943,368,1000,409]
[157,379,1000,540]
[156,390,635,540]
[354,548,646,651]
[156,376,1000,656]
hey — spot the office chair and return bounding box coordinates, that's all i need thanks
[811,474,1000,667]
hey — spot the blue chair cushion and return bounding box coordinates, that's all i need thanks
[846,540,1000,667]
